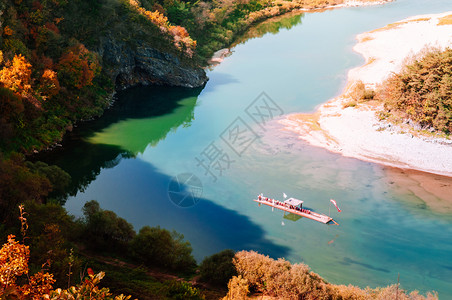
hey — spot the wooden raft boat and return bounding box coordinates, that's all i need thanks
[253,195,338,225]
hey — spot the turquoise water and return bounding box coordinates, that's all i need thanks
[42,0,452,297]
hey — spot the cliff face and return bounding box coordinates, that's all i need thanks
[99,37,208,90]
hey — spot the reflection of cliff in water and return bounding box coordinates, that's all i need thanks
[232,12,304,46]
[35,85,202,201]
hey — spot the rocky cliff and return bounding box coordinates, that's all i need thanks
[98,37,208,90]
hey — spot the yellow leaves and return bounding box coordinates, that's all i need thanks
[0,51,3,65]
[0,235,30,286]
[0,54,33,98]
[128,0,196,56]
[20,271,56,299]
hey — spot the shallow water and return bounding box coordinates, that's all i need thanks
[41,0,452,297]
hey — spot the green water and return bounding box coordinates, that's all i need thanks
[42,0,452,297]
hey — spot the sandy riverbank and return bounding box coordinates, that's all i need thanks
[280,11,452,177]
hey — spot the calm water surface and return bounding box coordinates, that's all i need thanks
[43,0,452,297]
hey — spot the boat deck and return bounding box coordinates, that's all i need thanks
[253,198,335,224]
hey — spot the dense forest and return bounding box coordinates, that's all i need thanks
[0,0,441,299]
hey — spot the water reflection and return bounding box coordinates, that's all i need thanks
[35,85,203,199]
[232,12,305,46]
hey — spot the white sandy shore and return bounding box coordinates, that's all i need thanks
[280,11,452,177]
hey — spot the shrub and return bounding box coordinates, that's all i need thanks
[228,250,438,299]
[130,225,196,272]
[348,80,375,102]
[377,47,452,133]
[165,280,205,300]
[199,249,237,287]
[223,275,249,300]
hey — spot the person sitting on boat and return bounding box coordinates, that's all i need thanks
[258,195,262,200]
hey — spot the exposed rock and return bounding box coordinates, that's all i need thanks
[98,36,208,90]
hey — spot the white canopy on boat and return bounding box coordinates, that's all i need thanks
[284,198,303,206]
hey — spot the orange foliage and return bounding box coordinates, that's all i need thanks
[0,235,30,287]
[129,0,169,30]
[3,26,14,36]
[41,69,60,98]
[0,208,131,300]
[20,271,55,299]
[54,17,64,24]
[41,56,54,70]
[45,22,60,34]
[0,54,33,98]
[170,25,190,38]
[58,44,100,89]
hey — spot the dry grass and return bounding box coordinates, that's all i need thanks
[359,35,374,42]
[438,14,452,26]
[289,112,322,130]
[408,17,431,23]
[342,100,357,108]
[365,56,376,66]
[370,17,431,33]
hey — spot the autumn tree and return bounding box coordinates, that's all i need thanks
[0,54,33,99]
[0,235,131,299]
[40,69,60,99]
[57,44,100,90]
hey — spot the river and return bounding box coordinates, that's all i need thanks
[41,0,452,297]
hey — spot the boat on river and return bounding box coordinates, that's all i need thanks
[253,194,338,225]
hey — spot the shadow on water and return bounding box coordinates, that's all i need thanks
[342,257,390,274]
[34,85,203,200]
[160,159,292,259]
[65,154,291,260]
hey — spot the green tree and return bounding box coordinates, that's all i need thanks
[25,201,82,287]
[131,225,196,272]
[26,160,71,203]
[82,200,135,251]
[199,249,236,287]
[0,153,51,226]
